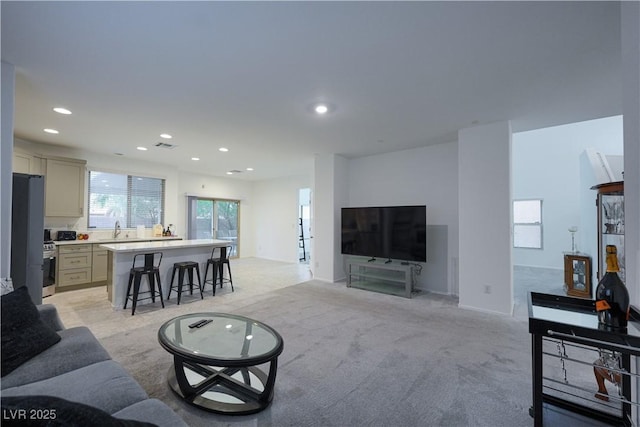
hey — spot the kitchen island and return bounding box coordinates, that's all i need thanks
[100,239,231,309]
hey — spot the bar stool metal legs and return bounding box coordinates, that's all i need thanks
[124,252,164,315]
[218,256,234,292]
[203,245,234,295]
[168,261,203,304]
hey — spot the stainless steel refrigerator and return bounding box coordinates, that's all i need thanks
[11,173,45,305]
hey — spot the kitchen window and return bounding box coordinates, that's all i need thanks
[513,199,543,249]
[88,171,165,229]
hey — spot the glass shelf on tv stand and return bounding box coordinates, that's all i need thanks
[346,258,415,298]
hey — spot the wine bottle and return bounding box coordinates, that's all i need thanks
[595,245,629,331]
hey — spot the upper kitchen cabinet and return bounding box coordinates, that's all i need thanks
[45,157,86,217]
[13,147,45,174]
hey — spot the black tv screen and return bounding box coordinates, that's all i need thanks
[341,206,426,262]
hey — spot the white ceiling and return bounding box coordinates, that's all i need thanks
[2,1,621,181]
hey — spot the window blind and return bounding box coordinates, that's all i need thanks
[88,171,165,229]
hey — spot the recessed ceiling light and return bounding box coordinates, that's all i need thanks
[160,133,172,139]
[246,167,254,171]
[53,107,72,115]
[314,104,329,114]
[226,171,233,175]
[191,157,200,161]
[219,147,229,152]
[136,146,148,151]
[43,128,59,134]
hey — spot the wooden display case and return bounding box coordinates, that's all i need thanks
[592,181,624,283]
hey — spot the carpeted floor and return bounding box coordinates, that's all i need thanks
[44,260,611,426]
[98,281,533,426]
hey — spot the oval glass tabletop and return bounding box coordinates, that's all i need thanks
[158,312,283,364]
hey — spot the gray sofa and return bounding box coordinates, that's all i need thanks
[1,304,187,427]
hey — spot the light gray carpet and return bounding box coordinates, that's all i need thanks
[99,280,534,427]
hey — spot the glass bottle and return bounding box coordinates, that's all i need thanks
[595,245,629,331]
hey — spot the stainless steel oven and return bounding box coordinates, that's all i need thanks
[43,242,56,297]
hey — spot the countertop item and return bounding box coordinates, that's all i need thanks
[55,236,182,246]
[56,230,77,241]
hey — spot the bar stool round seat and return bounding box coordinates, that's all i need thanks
[124,252,164,316]
[168,261,203,305]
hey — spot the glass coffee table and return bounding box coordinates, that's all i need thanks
[158,312,284,415]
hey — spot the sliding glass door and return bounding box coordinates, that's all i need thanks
[187,197,239,256]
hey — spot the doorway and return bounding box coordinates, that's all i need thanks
[187,197,239,256]
[298,188,311,264]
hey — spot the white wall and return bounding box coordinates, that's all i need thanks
[347,142,459,294]
[176,171,255,257]
[252,175,310,262]
[458,121,512,315]
[12,137,317,267]
[14,138,182,234]
[622,1,640,305]
[1,61,16,279]
[512,116,624,269]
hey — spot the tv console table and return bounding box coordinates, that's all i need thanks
[346,258,414,298]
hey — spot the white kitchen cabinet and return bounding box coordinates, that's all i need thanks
[45,157,86,217]
[13,148,45,174]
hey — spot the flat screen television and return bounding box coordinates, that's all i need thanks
[341,205,426,262]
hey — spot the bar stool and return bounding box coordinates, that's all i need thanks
[124,252,164,316]
[167,261,203,304]
[203,246,234,295]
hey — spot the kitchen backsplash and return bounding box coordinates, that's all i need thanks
[45,223,176,241]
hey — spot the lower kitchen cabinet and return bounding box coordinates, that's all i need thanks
[57,244,92,287]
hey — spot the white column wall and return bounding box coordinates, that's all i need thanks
[622,1,640,305]
[312,153,349,282]
[1,61,15,278]
[458,121,513,315]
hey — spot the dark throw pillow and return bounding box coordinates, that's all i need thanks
[1,287,61,377]
[1,395,157,427]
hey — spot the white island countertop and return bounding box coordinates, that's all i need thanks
[103,238,233,309]
[100,238,231,253]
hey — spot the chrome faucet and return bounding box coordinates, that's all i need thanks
[113,220,121,238]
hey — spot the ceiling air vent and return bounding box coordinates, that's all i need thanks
[229,170,243,174]
[154,142,178,149]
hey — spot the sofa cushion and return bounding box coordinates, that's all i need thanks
[113,399,189,427]
[1,287,61,377]
[1,395,156,427]
[1,360,149,415]
[1,326,111,389]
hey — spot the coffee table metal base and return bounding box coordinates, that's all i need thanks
[167,355,278,415]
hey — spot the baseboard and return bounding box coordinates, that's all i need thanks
[458,303,513,317]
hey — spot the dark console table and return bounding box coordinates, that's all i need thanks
[529,292,640,426]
